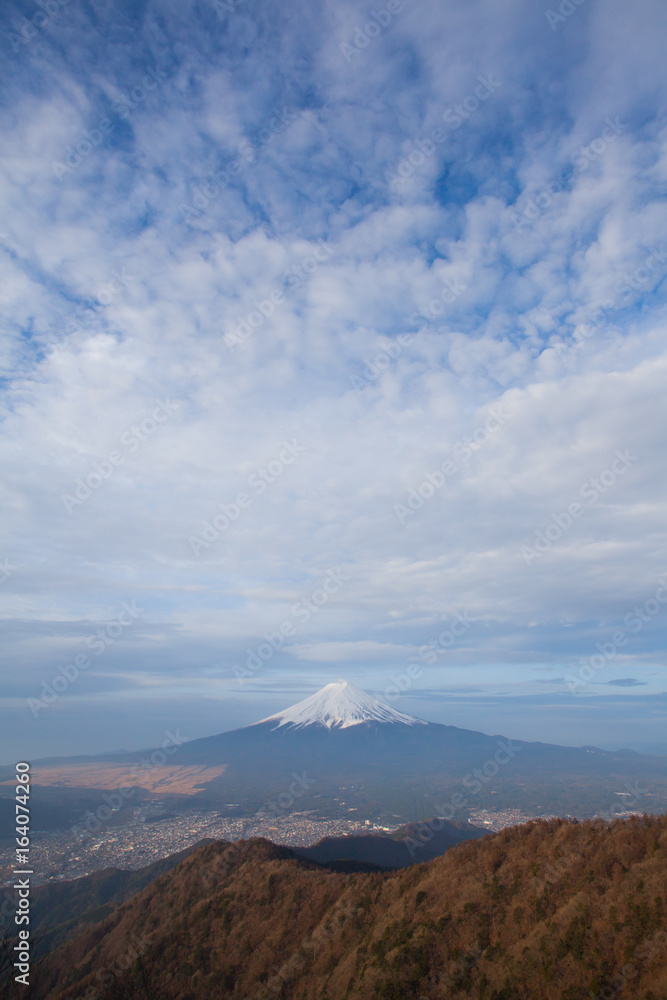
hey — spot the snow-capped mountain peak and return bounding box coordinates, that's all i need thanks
[255,680,427,731]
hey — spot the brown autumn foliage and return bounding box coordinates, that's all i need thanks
[18,814,667,1000]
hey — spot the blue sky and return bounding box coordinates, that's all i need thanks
[1,0,667,760]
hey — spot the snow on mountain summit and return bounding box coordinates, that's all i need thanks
[256,680,427,730]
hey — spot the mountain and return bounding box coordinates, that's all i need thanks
[255,679,427,729]
[147,681,667,819]
[3,681,667,831]
[22,818,483,960]
[23,814,667,1000]
[295,817,486,868]
[599,742,667,757]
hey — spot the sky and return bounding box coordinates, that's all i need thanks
[1,0,666,762]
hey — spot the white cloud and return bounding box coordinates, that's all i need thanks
[1,0,666,755]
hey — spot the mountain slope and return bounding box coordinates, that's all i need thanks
[28,840,213,959]
[26,814,667,1000]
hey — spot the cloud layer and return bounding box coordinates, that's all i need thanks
[1,0,666,758]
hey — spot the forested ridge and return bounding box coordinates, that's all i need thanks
[8,814,667,1000]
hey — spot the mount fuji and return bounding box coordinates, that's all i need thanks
[254,680,427,730]
[145,680,667,820]
[8,681,667,831]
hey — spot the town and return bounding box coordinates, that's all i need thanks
[0,804,577,888]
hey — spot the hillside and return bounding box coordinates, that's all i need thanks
[295,818,486,868]
[27,840,213,959]
[19,813,667,999]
